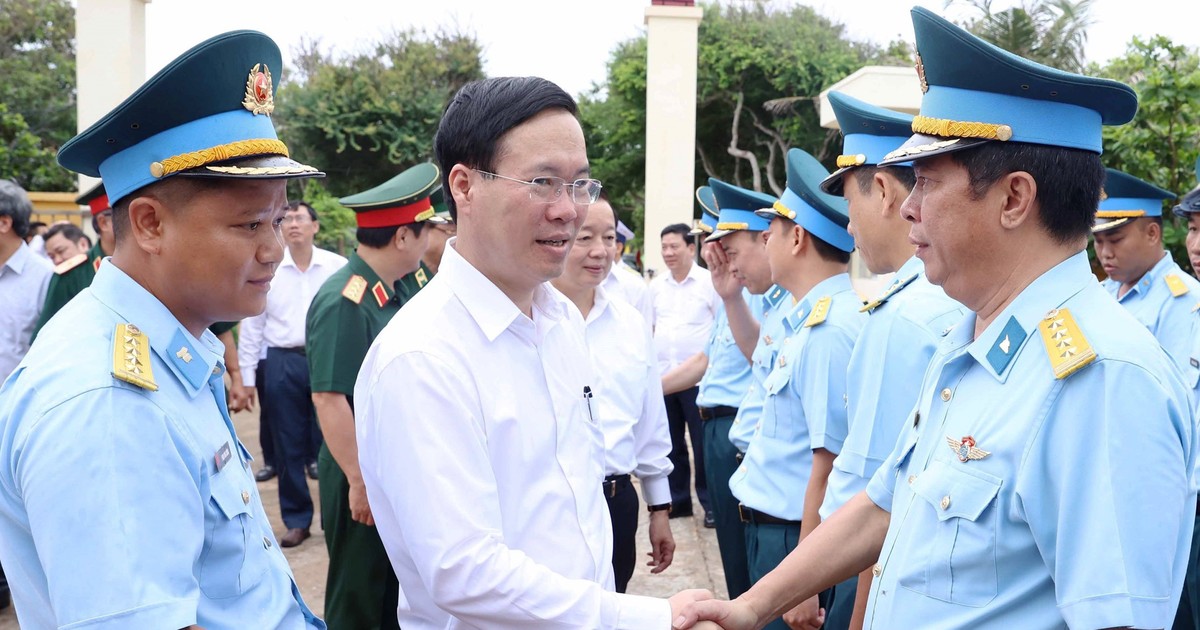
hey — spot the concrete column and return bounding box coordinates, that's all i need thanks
[642,2,702,280]
[75,0,150,192]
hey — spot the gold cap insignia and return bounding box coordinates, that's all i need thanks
[242,63,275,116]
[946,435,990,463]
[915,53,929,94]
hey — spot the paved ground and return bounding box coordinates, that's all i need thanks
[0,404,725,627]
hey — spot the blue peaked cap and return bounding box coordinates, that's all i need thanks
[691,186,720,235]
[820,91,914,195]
[1093,168,1175,232]
[756,149,854,253]
[1173,156,1200,218]
[880,7,1138,166]
[706,178,774,242]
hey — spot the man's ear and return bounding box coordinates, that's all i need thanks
[125,194,170,255]
[996,171,1038,232]
[448,165,473,221]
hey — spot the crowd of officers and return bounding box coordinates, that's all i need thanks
[1,5,1200,630]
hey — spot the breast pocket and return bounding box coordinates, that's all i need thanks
[200,470,269,599]
[760,364,793,439]
[901,459,1002,607]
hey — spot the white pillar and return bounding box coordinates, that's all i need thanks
[75,0,150,191]
[642,3,702,280]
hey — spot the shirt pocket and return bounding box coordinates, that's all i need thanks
[199,469,269,599]
[903,459,1002,607]
[760,363,792,439]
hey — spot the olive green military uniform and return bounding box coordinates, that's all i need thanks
[396,260,432,301]
[32,241,104,340]
[306,251,403,630]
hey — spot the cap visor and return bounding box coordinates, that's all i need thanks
[877,133,991,167]
[706,229,734,242]
[1092,217,1131,233]
[177,154,325,181]
[820,167,851,196]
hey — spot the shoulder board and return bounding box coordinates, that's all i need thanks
[54,253,88,275]
[1037,308,1096,380]
[341,275,367,304]
[860,273,919,313]
[1165,273,1189,298]
[111,323,158,391]
[804,296,831,328]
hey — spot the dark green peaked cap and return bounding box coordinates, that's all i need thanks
[340,162,445,227]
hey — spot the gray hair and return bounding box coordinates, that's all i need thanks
[0,180,33,239]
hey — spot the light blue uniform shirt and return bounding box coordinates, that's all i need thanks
[820,257,965,520]
[0,263,323,630]
[1103,251,1200,375]
[730,274,865,520]
[696,289,758,409]
[729,285,791,452]
[864,252,1194,630]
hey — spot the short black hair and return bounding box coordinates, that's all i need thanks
[28,221,47,231]
[111,177,226,242]
[356,222,425,249]
[596,191,619,232]
[0,180,33,239]
[661,223,694,246]
[809,232,851,264]
[45,222,88,246]
[289,201,318,222]
[853,165,916,194]
[949,142,1104,244]
[91,208,112,234]
[434,77,577,221]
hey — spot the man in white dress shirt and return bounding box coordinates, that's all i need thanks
[601,217,652,322]
[649,223,719,520]
[239,201,346,547]
[354,76,710,629]
[551,195,675,593]
[0,180,53,383]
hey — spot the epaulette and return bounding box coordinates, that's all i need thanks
[111,323,158,391]
[860,273,919,313]
[1165,273,1189,298]
[804,296,831,328]
[1037,308,1095,379]
[54,253,88,275]
[341,275,367,304]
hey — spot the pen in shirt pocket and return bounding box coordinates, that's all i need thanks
[583,386,596,424]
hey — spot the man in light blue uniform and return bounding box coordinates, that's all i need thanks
[1172,170,1200,630]
[674,7,1194,630]
[728,148,865,630]
[816,91,966,629]
[0,31,326,629]
[696,181,785,598]
[1092,168,1199,376]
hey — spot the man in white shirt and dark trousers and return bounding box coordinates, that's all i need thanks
[239,201,346,548]
[649,223,719,522]
[354,76,711,628]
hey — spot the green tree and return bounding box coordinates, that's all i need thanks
[581,1,901,242]
[1093,36,1200,271]
[0,0,76,190]
[954,0,1095,72]
[275,28,484,199]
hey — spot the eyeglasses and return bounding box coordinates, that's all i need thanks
[473,169,603,205]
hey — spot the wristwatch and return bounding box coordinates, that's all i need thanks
[647,502,672,514]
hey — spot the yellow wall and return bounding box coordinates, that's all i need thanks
[28,192,86,226]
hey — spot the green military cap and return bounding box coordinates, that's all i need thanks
[58,30,322,204]
[340,162,447,228]
[429,186,452,223]
[75,181,110,216]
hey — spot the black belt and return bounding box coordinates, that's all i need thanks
[603,474,631,499]
[272,346,306,356]
[738,503,800,526]
[698,405,738,421]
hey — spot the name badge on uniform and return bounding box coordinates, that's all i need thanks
[214,441,233,472]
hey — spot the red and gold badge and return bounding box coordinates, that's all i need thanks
[242,63,275,116]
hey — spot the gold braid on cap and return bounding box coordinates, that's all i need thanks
[1095,210,1146,218]
[836,154,867,168]
[149,138,290,178]
[912,115,1013,142]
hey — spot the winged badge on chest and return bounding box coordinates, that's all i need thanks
[946,435,990,463]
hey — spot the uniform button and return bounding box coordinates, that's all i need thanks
[242,490,250,504]
[212,367,221,376]
[940,388,952,402]
[263,536,272,549]
[941,495,951,510]
[907,475,916,485]
[872,563,882,577]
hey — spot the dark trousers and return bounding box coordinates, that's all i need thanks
[604,476,639,593]
[825,576,858,630]
[256,364,273,468]
[0,560,8,608]
[263,348,315,529]
[703,414,751,598]
[746,520,832,629]
[665,386,709,513]
[319,445,401,630]
[1175,512,1200,629]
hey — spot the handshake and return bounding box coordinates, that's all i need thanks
[667,589,827,630]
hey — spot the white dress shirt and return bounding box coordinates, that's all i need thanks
[238,246,346,386]
[648,262,718,373]
[578,285,673,505]
[0,242,53,380]
[354,242,671,629]
[601,261,652,325]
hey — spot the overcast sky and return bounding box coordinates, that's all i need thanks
[144,0,1195,98]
